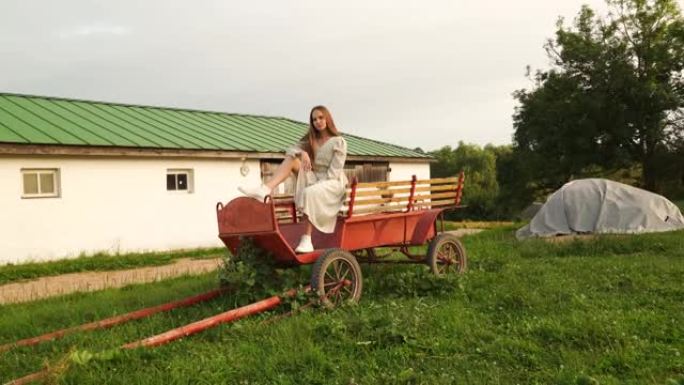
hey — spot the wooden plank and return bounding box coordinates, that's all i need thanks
[412,191,458,201]
[415,177,459,185]
[271,194,294,200]
[414,184,458,193]
[412,199,459,208]
[341,204,407,215]
[351,196,411,206]
[353,180,416,188]
[276,214,299,220]
[344,191,456,207]
[349,187,412,197]
[347,185,456,196]
[349,177,460,191]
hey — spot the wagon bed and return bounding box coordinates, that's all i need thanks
[216,172,467,306]
[217,173,465,263]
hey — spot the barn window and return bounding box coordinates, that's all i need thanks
[167,169,194,192]
[21,169,60,198]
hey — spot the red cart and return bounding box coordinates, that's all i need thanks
[216,172,466,307]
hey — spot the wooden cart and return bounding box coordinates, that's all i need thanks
[216,172,466,307]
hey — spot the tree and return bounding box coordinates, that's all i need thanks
[429,142,500,219]
[513,0,684,192]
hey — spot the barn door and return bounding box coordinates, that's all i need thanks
[260,161,297,195]
[343,162,390,183]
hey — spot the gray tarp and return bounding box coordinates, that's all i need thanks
[516,178,684,239]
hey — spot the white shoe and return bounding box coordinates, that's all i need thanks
[238,184,271,201]
[295,234,314,253]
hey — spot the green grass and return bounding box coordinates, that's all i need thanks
[1,228,683,384]
[442,220,514,230]
[0,247,226,285]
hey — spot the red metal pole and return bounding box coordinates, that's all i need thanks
[122,288,301,349]
[405,175,417,212]
[0,288,226,354]
[4,369,48,385]
[347,177,358,218]
[456,171,465,205]
[4,287,306,385]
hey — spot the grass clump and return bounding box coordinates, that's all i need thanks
[218,237,310,307]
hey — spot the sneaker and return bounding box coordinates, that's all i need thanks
[238,184,272,201]
[295,234,314,253]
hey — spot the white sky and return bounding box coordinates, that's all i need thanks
[0,0,629,151]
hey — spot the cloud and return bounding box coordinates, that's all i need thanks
[58,24,131,39]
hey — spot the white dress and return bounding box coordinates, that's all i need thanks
[285,136,349,233]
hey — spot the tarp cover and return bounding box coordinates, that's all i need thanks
[516,178,684,239]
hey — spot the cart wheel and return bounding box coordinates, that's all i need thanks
[310,249,363,308]
[427,233,467,276]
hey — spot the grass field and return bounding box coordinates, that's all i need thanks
[0,247,225,286]
[1,227,682,384]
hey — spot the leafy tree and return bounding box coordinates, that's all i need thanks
[513,0,684,192]
[429,142,500,219]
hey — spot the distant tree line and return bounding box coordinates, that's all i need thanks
[431,0,684,220]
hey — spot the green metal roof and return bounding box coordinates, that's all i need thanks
[0,93,431,159]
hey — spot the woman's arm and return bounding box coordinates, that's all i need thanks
[326,137,347,180]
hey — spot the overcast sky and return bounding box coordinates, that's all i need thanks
[0,0,625,152]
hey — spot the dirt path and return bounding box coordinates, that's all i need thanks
[0,258,222,305]
[446,228,484,237]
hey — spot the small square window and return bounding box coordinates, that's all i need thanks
[177,173,187,189]
[167,169,193,193]
[40,173,55,193]
[167,174,177,190]
[21,169,60,198]
[23,173,39,195]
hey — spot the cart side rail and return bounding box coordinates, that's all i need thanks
[268,171,466,223]
[342,171,466,217]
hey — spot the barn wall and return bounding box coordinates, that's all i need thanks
[0,156,430,264]
[388,162,431,182]
[0,156,261,264]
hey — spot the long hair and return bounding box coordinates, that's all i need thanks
[298,105,340,160]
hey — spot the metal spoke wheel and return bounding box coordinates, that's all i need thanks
[426,233,467,276]
[310,249,363,308]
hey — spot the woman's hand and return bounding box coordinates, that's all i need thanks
[300,152,312,172]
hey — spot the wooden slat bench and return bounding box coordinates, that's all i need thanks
[272,172,465,223]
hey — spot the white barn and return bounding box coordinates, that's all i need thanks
[0,93,433,264]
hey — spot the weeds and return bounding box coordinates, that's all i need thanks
[218,237,311,308]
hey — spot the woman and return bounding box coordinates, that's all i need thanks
[238,106,349,253]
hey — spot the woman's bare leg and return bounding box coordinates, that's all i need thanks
[264,156,300,190]
[302,216,313,236]
[265,157,314,237]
